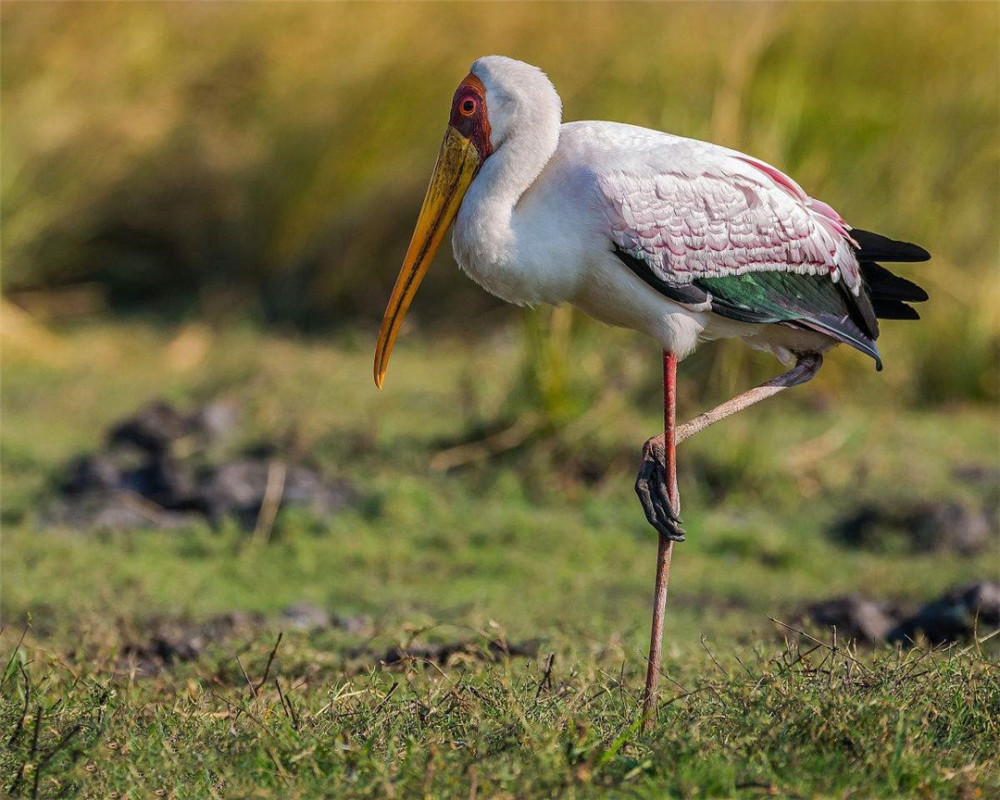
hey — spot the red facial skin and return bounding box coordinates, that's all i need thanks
[449,74,493,161]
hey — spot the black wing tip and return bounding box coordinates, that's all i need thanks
[872,298,922,321]
[868,339,883,372]
[792,313,883,370]
[852,229,930,263]
[861,262,929,305]
[897,242,931,262]
[865,337,884,371]
[855,333,883,371]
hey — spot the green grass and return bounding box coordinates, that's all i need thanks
[3,631,997,799]
[1,321,998,797]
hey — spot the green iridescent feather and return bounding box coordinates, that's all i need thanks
[695,271,883,367]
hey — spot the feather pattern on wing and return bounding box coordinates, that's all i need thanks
[549,121,927,366]
[582,123,862,296]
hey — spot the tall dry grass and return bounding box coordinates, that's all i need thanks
[1,2,997,401]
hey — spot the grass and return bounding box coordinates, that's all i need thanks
[3,631,997,798]
[1,320,998,797]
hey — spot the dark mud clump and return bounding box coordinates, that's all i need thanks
[829,464,998,556]
[48,399,357,531]
[199,459,355,528]
[376,639,540,668]
[887,581,1000,645]
[798,596,902,643]
[115,604,538,677]
[829,500,994,556]
[799,581,1000,647]
[121,611,265,673]
[119,604,370,675]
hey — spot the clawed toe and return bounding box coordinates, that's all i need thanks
[635,438,685,542]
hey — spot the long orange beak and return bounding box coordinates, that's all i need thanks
[374,126,481,388]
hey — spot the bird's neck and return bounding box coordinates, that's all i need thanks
[469,116,560,216]
[453,112,560,304]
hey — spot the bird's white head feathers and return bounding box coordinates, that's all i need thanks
[470,56,562,153]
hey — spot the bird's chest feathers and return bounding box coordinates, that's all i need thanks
[452,206,576,307]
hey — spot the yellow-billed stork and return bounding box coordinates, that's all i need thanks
[373,56,929,720]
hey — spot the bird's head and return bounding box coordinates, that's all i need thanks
[373,57,559,388]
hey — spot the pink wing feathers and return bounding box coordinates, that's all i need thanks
[598,148,863,295]
[555,121,928,365]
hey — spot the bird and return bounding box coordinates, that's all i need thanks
[373,55,928,719]
[375,53,928,534]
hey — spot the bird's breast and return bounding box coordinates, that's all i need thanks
[452,200,585,308]
[452,232,538,307]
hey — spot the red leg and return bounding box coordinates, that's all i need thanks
[675,353,822,443]
[636,354,822,535]
[662,351,679,512]
[637,351,823,726]
[642,351,679,729]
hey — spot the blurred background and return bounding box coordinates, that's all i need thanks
[1,0,998,663]
[3,1,997,400]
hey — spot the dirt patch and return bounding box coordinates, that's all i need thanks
[887,582,1000,645]
[48,399,358,531]
[374,639,540,668]
[798,596,903,643]
[118,604,370,675]
[798,581,1000,646]
[121,611,264,671]
[828,466,998,556]
[828,499,995,555]
[113,605,538,677]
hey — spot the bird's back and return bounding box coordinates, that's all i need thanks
[540,120,928,367]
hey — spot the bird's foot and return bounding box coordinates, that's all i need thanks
[635,436,685,542]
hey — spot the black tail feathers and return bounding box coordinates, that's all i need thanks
[852,229,930,263]
[854,229,929,323]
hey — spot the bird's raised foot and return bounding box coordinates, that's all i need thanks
[769,352,824,388]
[634,436,685,542]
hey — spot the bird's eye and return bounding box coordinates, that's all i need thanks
[460,97,477,116]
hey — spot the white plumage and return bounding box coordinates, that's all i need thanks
[453,56,866,364]
[375,55,927,389]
